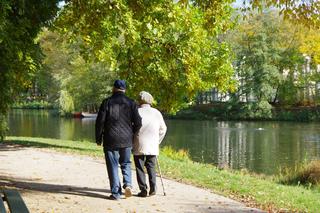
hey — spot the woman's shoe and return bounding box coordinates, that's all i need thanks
[149,190,156,196]
[137,191,148,197]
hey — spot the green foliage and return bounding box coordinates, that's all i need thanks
[225,11,305,117]
[239,0,320,28]
[277,75,299,106]
[39,29,114,112]
[55,0,236,112]
[58,90,74,115]
[274,107,320,122]
[240,101,272,119]
[0,0,59,138]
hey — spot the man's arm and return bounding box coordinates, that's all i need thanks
[132,102,142,134]
[95,99,107,145]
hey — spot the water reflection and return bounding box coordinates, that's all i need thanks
[165,120,320,175]
[8,109,320,175]
[8,109,95,141]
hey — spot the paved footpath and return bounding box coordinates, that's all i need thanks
[0,143,265,213]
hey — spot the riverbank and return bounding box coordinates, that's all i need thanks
[12,100,55,109]
[169,103,320,122]
[11,102,320,122]
[3,136,320,212]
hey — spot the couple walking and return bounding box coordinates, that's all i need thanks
[95,80,167,200]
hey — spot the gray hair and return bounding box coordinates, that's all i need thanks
[139,91,154,104]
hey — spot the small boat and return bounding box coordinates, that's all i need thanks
[73,112,82,118]
[81,112,98,118]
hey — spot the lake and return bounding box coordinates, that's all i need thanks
[8,109,320,175]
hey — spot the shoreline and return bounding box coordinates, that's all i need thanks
[10,104,320,122]
[166,104,320,122]
[2,136,320,212]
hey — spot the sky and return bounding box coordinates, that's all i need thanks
[58,1,65,8]
[232,0,244,8]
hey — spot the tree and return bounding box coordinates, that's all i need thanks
[299,28,320,65]
[239,0,320,28]
[54,0,320,112]
[55,0,236,112]
[297,27,320,104]
[226,11,305,118]
[39,29,115,113]
[0,0,59,139]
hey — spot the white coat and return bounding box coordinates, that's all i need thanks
[133,104,167,155]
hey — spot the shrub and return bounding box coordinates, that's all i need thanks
[161,146,190,162]
[239,101,272,119]
[278,160,320,187]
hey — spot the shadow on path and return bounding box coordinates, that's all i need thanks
[0,142,29,152]
[0,175,110,200]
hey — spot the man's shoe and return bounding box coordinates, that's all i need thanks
[108,195,120,200]
[137,191,148,197]
[124,186,132,198]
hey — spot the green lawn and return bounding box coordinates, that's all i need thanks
[3,136,320,212]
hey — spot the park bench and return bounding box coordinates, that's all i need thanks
[0,190,29,213]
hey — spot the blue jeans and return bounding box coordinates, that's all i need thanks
[104,147,132,199]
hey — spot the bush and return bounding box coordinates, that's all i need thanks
[161,146,190,162]
[240,101,272,119]
[278,160,320,187]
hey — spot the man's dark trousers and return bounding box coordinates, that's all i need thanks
[105,147,132,199]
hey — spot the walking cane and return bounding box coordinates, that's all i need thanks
[156,156,166,196]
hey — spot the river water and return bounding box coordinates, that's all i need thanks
[8,109,320,175]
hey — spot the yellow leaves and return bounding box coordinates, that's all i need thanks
[240,0,320,28]
[146,22,152,30]
[17,51,23,61]
[143,51,153,61]
[82,35,91,44]
[299,28,320,64]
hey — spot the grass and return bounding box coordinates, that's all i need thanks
[4,136,103,157]
[3,136,320,212]
[159,147,320,212]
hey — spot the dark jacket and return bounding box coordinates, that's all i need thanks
[95,91,142,149]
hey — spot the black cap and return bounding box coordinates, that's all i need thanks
[113,79,126,90]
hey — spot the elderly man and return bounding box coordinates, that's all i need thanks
[95,80,142,200]
[133,91,167,197]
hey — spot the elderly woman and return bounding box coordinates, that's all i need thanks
[133,91,167,197]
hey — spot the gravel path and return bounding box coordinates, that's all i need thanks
[0,143,264,213]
